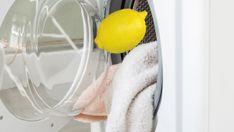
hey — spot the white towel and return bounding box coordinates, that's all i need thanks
[106,41,158,132]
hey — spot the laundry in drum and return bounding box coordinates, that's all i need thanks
[95,9,148,53]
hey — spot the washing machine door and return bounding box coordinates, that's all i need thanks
[0,0,110,121]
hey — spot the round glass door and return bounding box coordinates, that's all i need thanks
[0,0,110,121]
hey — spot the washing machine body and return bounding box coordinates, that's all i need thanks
[0,0,209,132]
[1,1,233,132]
[0,0,161,131]
[0,0,230,132]
[0,0,163,131]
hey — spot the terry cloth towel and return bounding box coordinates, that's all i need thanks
[106,41,158,132]
[73,41,158,127]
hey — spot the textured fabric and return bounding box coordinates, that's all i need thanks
[74,41,158,128]
[106,41,158,132]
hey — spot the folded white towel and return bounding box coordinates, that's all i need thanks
[106,41,158,132]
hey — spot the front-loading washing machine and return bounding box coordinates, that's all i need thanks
[2,0,229,131]
[0,0,162,131]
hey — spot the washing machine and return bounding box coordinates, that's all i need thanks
[0,0,162,131]
[1,0,234,132]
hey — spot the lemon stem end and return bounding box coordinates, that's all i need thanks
[139,11,148,19]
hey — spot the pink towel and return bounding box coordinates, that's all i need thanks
[74,65,118,122]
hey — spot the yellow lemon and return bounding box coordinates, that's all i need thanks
[95,9,147,53]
